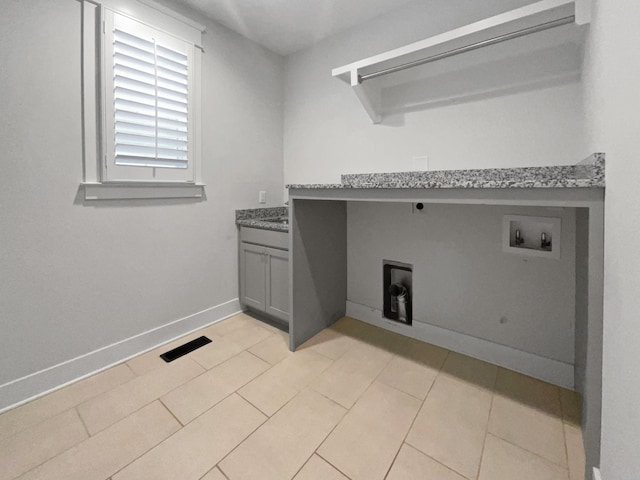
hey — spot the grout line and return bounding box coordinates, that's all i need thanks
[5,361,140,441]
[315,450,354,479]
[243,349,276,367]
[158,397,185,427]
[384,353,445,480]
[213,399,275,474]
[558,387,572,471]
[80,353,209,434]
[212,403,269,478]
[229,347,327,420]
[474,365,499,480]
[75,405,92,438]
[307,345,343,361]
[289,453,317,479]
[157,354,273,428]
[486,432,571,471]
[235,389,274,418]
[4,408,92,480]
[403,444,474,480]
[90,400,184,479]
[123,361,139,377]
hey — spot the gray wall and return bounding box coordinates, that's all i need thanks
[347,202,576,365]
[0,0,284,398]
[583,0,640,478]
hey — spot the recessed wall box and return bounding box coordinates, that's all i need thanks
[503,215,561,259]
[383,260,413,324]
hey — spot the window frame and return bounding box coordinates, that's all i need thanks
[81,0,205,200]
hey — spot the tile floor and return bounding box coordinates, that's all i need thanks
[1,313,586,480]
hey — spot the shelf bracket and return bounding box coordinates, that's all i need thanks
[350,69,382,124]
[574,0,591,25]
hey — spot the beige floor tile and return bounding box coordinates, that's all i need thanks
[0,408,88,480]
[294,455,348,480]
[489,393,567,466]
[478,434,569,480]
[243,316,287,335]
[238,349,333,416]
[77,358,204,435]
[221,323,274,350]
[0,364,135,441]
[18,401,180,480]
[406,374,493,479]
[200,467,228,480]
[248,331,292,365]
[386,444,467,480]
[332,317,408,355]
[202,314,252,336]
[219,389,346,480]
[560,388,582,426]
[189,337,245,370]
[310,343,392,409]
[377,338,448,399]
[318,381,421,480]
[298,327,357,360]
[127,332,218,376]
[161,351,271,424]
[564,423,586,480]
[440,351,498,390]
[489,368,566,466]
[113,395,266,480]
[494,367,561,415]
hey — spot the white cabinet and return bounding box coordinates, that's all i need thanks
[239,228,289,323]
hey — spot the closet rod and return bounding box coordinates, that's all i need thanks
[358,15,575,83]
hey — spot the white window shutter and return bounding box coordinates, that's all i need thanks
[103,10,196,183]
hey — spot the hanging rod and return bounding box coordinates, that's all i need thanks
[358,15,575,83]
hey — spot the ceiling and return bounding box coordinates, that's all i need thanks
[173,0,418,55]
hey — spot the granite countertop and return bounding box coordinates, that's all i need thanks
[236,206,289,232]
[287,153,605,190]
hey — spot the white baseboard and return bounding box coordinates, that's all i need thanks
[0,299,242,412]
[346,301,574,389]
[593,467,602,480]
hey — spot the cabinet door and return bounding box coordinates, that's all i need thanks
[265,246,290,323]
[240,242,266,312]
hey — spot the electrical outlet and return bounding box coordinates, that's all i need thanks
[259,190,266,204]
[412,156,429,171]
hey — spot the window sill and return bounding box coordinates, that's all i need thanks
[81,182,206,200]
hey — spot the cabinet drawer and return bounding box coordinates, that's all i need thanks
[240,227,288,250]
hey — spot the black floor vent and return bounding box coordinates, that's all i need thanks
[160,336,212,363]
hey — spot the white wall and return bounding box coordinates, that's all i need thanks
[0,0,284,409]
[283,0,586,186]
[583,1,640,479]
[348,202,576,365]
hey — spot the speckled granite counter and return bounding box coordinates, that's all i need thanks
[287,153,605,190]
[236,207,288,232]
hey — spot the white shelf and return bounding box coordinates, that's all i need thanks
[332,0,590,124]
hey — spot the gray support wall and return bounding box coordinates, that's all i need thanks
[574,209,589,402]
[584,204,605,477]
[289,200,347,349]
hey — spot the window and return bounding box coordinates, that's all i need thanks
[103,10,196,183]
[81,1,204,199]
